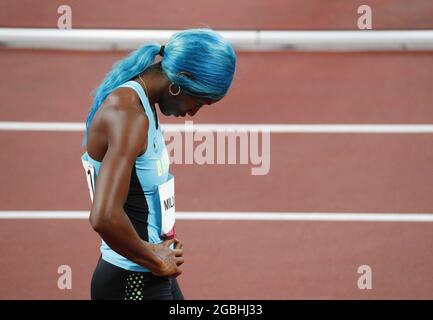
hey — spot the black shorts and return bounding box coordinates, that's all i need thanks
[91,256,185,300]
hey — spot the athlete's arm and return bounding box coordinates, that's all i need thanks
[88,102,183,276]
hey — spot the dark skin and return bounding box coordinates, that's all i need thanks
[135,62,219,119]
[86,62,218,277]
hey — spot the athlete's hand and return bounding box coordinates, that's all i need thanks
[151,238,184,260]
[173,238,183,251]
[150,238,184,277]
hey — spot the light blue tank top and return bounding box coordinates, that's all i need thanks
[81,80,172,272]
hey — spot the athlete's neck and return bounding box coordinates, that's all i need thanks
[133,63,169,106]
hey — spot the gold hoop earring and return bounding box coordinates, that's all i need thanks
[169,83,181,96]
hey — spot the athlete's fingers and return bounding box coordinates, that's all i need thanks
[162,238,175,247]
[175,256,185,266]
[174,238,183,249]
[172,248,183,257]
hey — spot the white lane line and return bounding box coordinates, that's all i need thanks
[1,122,433,133]
[0,122,85,131]
[1,211,433,222]
[1,28,433,51]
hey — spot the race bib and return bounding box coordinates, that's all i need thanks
[158,176,176,239]
[81,159,95,202]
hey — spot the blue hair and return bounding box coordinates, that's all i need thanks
[84,28,236,145]
[161,29,236,99]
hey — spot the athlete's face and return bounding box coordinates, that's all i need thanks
[158,90,219,117]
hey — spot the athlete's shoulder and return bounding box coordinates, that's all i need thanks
[103,86,144,114]
[101,86,146,121]
[99,89,149,146]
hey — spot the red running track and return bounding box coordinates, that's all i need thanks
[1,132,433,213]
[1,50,433,124]
[1,0,433,29]
[0,47,433,298]
[0,220,432,299]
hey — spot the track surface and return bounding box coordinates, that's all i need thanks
[1,1,433,300]
[1,48,433,299]
[1,0,433,29]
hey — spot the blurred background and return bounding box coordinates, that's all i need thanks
[0,0,433,299]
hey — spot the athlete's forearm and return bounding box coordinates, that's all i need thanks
[90,209,163,272]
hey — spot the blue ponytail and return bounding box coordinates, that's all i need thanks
[84,28,236,145]
[83,43,160,145]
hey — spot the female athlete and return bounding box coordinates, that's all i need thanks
[81,28,236,300]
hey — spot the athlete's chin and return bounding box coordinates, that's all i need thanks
[159,106,173,117]
[160,108,178,117]
[159,105,183,117]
